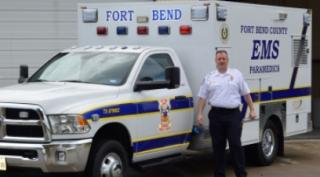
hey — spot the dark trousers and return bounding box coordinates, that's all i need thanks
[209,107,247,177]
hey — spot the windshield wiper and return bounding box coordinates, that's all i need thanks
[59,80,91,84]
[32,79,49,82]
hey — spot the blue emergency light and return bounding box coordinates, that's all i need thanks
[117,26,128,35]
[158,26,170,35]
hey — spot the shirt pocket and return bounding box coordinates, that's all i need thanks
[228,80,239,92]
[209,80,223,92]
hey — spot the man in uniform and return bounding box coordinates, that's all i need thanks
[197,50,256,177]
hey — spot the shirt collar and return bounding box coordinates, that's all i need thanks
[215,68,230,76]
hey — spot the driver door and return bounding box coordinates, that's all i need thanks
[131,52,193,161]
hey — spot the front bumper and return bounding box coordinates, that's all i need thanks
[0,139,92,173]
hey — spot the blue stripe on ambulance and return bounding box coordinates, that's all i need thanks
[82,103,139,119]
[132,88,310,153]
[83,87,310,154]
[240,87,311,119]
[82,96,193,154]
[170,97,193,110]
[83,97,194,120]
[133,133,192,153]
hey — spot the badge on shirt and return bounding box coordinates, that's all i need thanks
[229,75,234,81]
[226,73,234,81]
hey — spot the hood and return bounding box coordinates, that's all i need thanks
[0,82,119,114]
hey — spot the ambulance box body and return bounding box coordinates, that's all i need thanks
[0,1,311,176]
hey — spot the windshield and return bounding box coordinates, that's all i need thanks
[29,52,139,86]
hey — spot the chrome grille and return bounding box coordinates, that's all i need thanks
[0,103,51,142]
[4,108,40,120]
[6,125,44,138]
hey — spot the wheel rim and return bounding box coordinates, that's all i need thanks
[262,128,275,158]
[100,152,123,177]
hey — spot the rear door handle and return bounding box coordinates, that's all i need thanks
[175,95,187,100]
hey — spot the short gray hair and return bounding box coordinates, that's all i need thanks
[215,50,228,57]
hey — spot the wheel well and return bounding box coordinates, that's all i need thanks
[92,123,133,162]
[267,115,284,156]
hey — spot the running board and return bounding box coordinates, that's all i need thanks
[133,153,184,170]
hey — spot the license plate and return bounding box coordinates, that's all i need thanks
[0,156,6,171]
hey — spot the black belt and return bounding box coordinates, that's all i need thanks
[211,106,239,112]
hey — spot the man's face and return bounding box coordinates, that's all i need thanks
[215,52,229,71]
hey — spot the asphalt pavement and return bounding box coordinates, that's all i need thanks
[2,129,320,177]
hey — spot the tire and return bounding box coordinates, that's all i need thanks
[88,140,129,177]
[258,121,279,165]
[247,121,279,166]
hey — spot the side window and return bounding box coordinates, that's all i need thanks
[137,54,174,82]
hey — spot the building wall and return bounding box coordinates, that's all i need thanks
[0,0,150,86]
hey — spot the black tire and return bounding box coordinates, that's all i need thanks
[87,140,129,177]
[246,121,279,166]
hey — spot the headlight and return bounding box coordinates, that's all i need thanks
[48,115,91,134]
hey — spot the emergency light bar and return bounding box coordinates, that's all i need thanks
[216,5,227,21]
[95,26,195,36]
[97,26,107,35]
[303,12,311,26]
[275,12,288,21]
[180,25,192,35]
[137,16,149,23]
[117,26,128,35]
[158,26,170,35]
[191,5,209,21]
[137,26,149,35]
[82,8,98,23]
[278,13,288,21]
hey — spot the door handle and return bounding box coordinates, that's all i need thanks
[175,95,187,100]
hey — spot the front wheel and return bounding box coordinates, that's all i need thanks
[89,140,129,177]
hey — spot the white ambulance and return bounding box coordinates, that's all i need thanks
[0,1,312,177]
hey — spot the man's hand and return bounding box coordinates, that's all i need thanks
[197,114,204,125]
[197,98,206,125]
[249,110,257,120]
[244,94,256,120]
